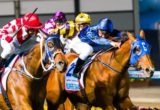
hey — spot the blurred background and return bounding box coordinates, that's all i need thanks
[0,0,160,107]
[0,0,160,70]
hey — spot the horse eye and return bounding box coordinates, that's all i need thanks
[47,41,54,48]
[133,46,141,55]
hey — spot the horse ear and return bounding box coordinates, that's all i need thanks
[139,30,145,39]
[127,32,135,41]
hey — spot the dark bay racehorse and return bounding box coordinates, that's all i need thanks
[0,35,66,110]
[46,31,154,110]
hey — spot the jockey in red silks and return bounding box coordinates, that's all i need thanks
[0,13,43,73]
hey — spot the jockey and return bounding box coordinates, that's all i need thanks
[0,13,43,73]
[71,18,121,78]
[42,11,79,53]
[75,12,91,31]
[42,11,67,35]
[66,12,92,51]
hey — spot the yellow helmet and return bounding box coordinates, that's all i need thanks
[75,12,91,24]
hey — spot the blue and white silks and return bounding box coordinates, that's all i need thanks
[78,26,121,52]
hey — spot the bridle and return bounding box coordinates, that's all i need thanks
[11,32,59,80]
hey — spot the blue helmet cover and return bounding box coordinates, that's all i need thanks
[98,18,113,33]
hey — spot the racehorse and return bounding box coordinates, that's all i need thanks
[0,35,66,110]
[46,52,74,110]
[46,31,154,110]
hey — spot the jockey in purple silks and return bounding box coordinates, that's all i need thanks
[42,11,67,35]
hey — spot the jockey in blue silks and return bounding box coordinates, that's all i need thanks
[71,18,121,78]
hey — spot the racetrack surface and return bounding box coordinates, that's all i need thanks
[129,86,160,108]
[44,86,160,110]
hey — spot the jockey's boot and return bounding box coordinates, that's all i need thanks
[73,58,85,78]
[0,57,6,75]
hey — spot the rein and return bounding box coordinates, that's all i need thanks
[96,47,121,74]
[12,33,55,80]
[7,57,45,80]
[40,33,55,72]
[21,56,46,80]
[96,38,130,74]
[97,58,121,74]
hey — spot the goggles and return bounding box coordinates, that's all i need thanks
[54,18,65,24]
[99,29,108,34]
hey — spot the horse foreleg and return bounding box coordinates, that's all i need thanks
[47,99,60,110]
[116,71,137,110]
[12,100,32,110]
[8,92,32,110]
[75,103,90,110]
[46,99,72,110]
[102,105,115,110]
[119,96,138,110]
[63,98,74,110]
[0,95,9,110]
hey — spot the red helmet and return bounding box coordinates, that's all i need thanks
[23,13,42,29]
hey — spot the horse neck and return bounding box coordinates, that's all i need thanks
[23,43,42,77]
[100,40,131,73]
[65,53,78,63]
[115,40,131,68]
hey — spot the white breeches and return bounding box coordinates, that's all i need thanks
[0,39,16,59]
[0,37,37,59]
[69,37,93,60]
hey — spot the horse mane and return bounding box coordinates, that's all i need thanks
[23,43,40,56]
[97,32,131,68]
[103,32,129,53]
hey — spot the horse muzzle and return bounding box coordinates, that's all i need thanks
[143,67,154,78]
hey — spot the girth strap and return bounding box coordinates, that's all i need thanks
[80,88,91,107]
[0,81,13,110]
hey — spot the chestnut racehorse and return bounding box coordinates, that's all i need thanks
[0,35,66,110]
[46,31,154,110]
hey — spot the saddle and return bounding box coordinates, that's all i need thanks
[65,50,103,92]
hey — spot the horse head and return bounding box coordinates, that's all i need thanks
[45,35,67,72]
[127,30,154,77]
[0,33,67,109]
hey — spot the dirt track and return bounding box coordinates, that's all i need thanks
[44,86,160,110]
[129,86,160,108]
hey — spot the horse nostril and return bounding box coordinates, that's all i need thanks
[145,68,150,72]
[145,68,154,77]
